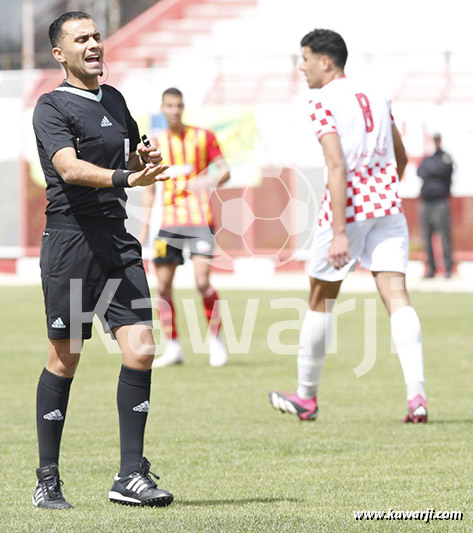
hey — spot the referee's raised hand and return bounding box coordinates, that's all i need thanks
[128,163,170,187]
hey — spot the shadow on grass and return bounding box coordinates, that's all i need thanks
[175,497,301,507]
[427,419,473,425]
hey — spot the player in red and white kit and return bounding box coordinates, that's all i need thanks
[269,29,427,423]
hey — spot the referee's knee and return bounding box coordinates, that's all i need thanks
[122,350,155,370]
[116,325,156,365]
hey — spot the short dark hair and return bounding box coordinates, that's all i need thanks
[162,87,183,100]
[49,11,92,47]
[300,29,348,69]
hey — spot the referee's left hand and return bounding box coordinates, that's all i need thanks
[128,163,170,187]
[137,141,162,166]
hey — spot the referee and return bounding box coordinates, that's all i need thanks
[32,12,172,509]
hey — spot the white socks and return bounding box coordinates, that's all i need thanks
[296,305,425,402]
[297,310,333,399]
[390,306,425,400]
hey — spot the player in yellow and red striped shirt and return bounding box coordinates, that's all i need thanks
[140,88,230,367]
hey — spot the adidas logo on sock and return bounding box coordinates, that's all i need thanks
[101,115,112,127]
[133,401,150,413]
[51,317,66,329]
[43,409,64,421]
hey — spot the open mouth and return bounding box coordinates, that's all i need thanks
[85,54,101,66]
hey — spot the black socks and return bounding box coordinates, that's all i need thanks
[36,368,73,468]
[117,365,152,476]
[36,365,152,476]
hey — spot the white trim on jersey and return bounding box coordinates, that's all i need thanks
[54,86,103,102]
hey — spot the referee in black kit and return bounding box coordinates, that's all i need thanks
[32,12,173,509]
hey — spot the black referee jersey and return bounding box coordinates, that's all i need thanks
[33,81,141,219]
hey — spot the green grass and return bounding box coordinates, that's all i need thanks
[0,286,472,532]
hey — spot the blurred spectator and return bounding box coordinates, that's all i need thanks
[417,133,454,278]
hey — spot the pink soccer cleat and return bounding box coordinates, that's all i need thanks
[403,394,428,424]
[268,391,318,421]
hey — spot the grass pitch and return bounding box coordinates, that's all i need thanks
[0,286,472,532]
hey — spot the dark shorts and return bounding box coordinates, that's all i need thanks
[40,214,152,340]
[154,226,215,265]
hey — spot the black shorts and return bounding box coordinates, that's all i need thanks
[40,214,152,340]
[154,226,215,265]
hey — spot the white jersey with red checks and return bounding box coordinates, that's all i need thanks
[308,76,402,228]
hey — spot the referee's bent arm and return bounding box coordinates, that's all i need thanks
[52,146,169,188]
[53,146,115,187]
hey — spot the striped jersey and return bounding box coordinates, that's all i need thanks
[308,77,402,228]
[157,125,222,228]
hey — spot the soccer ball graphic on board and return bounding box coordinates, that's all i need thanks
[211,166,319,270]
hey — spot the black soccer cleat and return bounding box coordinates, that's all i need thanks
[108,457,173,507]
[32,463,73,509]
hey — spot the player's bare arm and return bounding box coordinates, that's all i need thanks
[185,156,231,193]
[320,133,351,269]
[138,181,157,244]
[212,156,231,186]
[392,124,408,178]
[52,146,169,188]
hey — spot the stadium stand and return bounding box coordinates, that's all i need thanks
[0,0,472,280]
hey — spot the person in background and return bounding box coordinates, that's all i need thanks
[417,133,454,278]
[140,88,230,368]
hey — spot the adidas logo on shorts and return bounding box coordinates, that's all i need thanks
[51,317,66,329]
[43,409,64,421]
[133,401,150,413]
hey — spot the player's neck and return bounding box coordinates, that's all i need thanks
[323,70,345,87]
[66,73,99,91]
[169,123,185,135]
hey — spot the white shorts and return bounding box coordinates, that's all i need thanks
[306,213,409,282]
